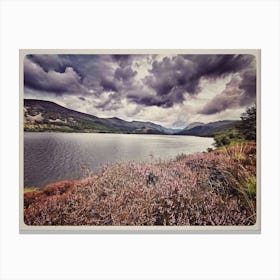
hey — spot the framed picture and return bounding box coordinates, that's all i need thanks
[19,49,260,233]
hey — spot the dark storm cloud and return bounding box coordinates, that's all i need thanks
[111,54,131,67]
[24,57,87,94]
[183,54,253,79]
[100,78,118,92]
[24,53,256,115]
[128,84,185,109]
[24,54,136,95]
[114,66,137,81]
[28,54,98,75]
[24,54,117,95]
[135,54,256,109]
[239,68,256,105]
[137,56,198,108]
[193,55,256,112]
[28,55,60,71]
[199,56,256,115]
[199,75,243,115]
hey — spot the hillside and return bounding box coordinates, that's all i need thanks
[24,99,166,134]
[177,120,240,137]
[24,99,239,136]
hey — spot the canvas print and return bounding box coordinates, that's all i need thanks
[21,50,259,231]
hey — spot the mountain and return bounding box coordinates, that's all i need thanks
[130,121,180,134]
[24,99,166,134]
[184,122,205,130]
[177,120,239,137]
[24,99,239,137]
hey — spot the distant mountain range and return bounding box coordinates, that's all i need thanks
[24,99,239,136]
[176,120,238,137]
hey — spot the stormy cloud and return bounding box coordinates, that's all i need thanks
[24,53,257,128]
[137,54,256,109]
[199,56,256,115]
[24,58,87,94]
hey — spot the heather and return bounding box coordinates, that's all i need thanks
[24,142,256,226]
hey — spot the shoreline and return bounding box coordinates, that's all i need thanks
[23,142,257,226]
[23,130,215,138]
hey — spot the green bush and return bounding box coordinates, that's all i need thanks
[214,134,231,147]
[213,104,256,147]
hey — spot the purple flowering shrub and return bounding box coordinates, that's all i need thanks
[24,143,256,226]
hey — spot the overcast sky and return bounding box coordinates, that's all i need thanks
[24,53,256,129]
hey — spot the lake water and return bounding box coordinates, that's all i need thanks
[24,132,214,188]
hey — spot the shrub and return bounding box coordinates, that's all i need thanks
[213,105,256,147]
[214,134,231,147]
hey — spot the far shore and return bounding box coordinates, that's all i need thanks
[23,130,214,138]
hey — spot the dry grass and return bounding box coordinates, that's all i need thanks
[24,143,256,226]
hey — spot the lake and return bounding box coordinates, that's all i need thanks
[24,132,214,188]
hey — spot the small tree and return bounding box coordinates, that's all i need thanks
[237,104,256,141]
[214,134,231,147]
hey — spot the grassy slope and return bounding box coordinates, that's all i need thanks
[200,121,241,137]
[24,142,256,226]
[178,121,241,137]
[24,99,165,134]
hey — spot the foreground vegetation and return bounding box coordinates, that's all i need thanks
[24,142,256,226]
